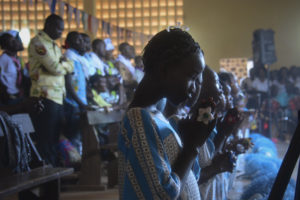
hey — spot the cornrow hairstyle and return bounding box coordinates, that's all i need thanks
[142,28,201,74]
[92,39,104,51]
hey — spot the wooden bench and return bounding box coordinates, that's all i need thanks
[0,166,73,200]
[0,113,74,200]
[75,109,124,190]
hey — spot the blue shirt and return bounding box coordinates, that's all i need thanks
[65,49,87,107]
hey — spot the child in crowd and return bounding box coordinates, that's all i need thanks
[88,74,112,110]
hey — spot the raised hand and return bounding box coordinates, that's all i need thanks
[212,151,236,173]
[178,116,217,150]
[225,138,253,155]
[216,107,243,137]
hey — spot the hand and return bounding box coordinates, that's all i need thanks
[225,138,253,154]
[79,104,95,112]
[216,108,243,137]
[190,97,216,121]
[178,117,217,150]
[22,97,44,114]
[59,56,67,62]
[212,151,236,173]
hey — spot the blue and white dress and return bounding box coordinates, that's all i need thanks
[118,107,201,200]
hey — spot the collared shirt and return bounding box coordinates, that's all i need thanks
[0,53,20,95]
[84,52,106,77]
[28,31,73,105]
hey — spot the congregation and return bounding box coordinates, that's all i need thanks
[0,13,297,200]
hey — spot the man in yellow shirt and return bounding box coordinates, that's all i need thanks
[28,14,73,166]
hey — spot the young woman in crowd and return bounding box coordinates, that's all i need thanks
[118,28,214,199]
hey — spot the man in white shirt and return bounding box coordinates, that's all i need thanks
[252,67,268,93]
[92,39,108,76]
[81,33,105,78]
[116,42,137,100]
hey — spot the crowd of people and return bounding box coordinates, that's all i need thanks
[0,13,297,199]
[0,14,143,167]
[241,65,300,140]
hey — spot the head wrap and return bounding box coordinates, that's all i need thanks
[104,38,114,51]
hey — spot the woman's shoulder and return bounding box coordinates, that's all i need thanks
[125,107,152,118]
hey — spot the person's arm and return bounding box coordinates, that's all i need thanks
[29,41,73,75]
[214,108,243,152]
[213,126,228,153]
[117,84,127,108]
[65,73,87,110]
[199,152,236,184]
[175,118,217,180]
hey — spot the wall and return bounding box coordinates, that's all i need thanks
[184,0,300,71]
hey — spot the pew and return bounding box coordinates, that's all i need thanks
[64,109,124,191]
[0,113,74,200]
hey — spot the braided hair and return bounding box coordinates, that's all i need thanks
[142,28,201,74]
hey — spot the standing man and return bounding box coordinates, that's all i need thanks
[64,31,90,153]
[116,42,137,101]
[28,14,73,166]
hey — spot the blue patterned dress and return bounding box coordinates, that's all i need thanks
[118,107,201,200]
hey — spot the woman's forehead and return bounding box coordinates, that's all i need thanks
[185,52,205,72]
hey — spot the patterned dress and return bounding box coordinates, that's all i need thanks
[118,107,201,200]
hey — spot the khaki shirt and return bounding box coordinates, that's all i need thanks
[28,31,73,105]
